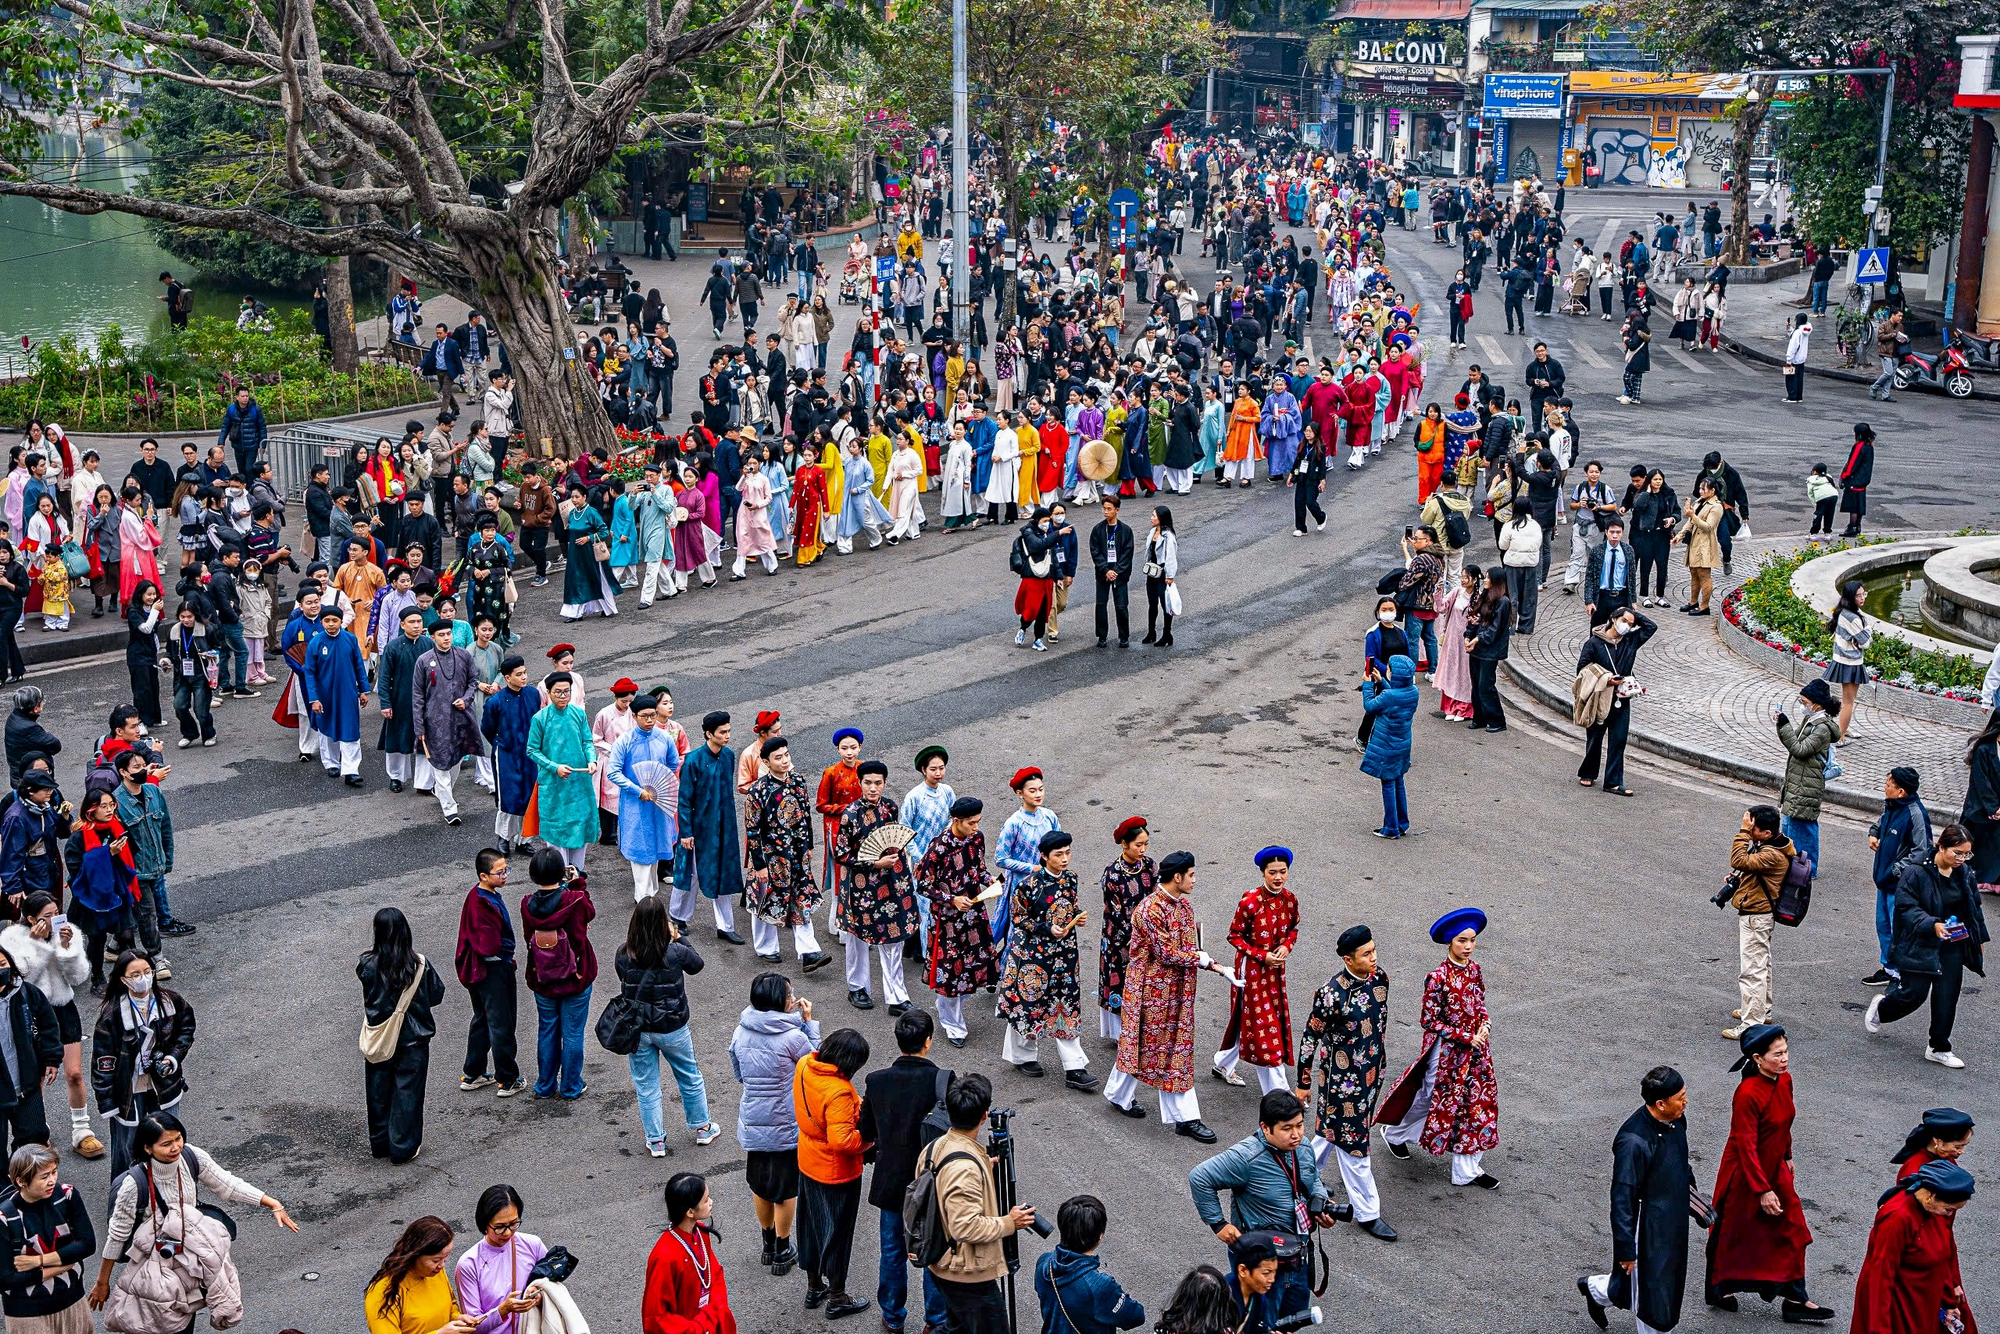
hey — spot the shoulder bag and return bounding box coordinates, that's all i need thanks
[359,955,427,1064]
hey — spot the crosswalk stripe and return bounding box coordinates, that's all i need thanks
[1716,352,1762,378]
[1568,340,1609,370]
[1475,335,1513,365]
[1592,219,1622,259]
[1666,348,1712,375]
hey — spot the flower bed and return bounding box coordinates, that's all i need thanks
[0,312,433,434]
[1726,541,1988,699]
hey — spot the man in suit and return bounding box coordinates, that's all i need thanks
[1090,495,1135,648]
[419,322,465,412]
[858,1010,951,1334]
[1584,519,1638,629]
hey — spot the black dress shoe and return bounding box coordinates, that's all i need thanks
[756,952,782,963]
[1472,1173,1500,1189]
[805,1287,830,1310]
[716,928,747,945]
[1016,1060,1045,1077]
[801,951,833,971]
[1386,1142,1411,1159]
[887,1002,911,1016]
[1707,1295,1739,1311]
[1174,1119,1218,1143]
[1063,1068,1100,1092]
[1114,1102,1147,1118]
[770,1240,797,1276]
[1782,1302,1836,1324]
[344,774,365,787]
[824,1295,871,1321]
[848,988,874,1009]
[1360,1217,1398,1241]
[1579,1278,1609,1330]
[389,779,404,792]
[946,1034,966,1048]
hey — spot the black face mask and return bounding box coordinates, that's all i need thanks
[0,970,15,991]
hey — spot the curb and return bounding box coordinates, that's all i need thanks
[1496,656,1961,821]
[66,400,438,446]
[15,620,127,669]
[1722,335,2000,403]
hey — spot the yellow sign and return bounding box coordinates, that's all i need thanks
[1566,71,1748,98]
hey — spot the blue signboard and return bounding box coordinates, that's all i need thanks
[1483,73,1565,120]
[1854,247,1891,285]
[875,256,896,283]
[1108,187,1141,239]
[1491,119,1512,183]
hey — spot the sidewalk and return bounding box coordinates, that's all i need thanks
[1499,533,1977,818]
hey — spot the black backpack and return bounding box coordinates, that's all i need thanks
[903,1140,981,1269]
[1441,506,1472,551]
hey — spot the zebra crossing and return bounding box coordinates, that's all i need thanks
[1433,323,1764,386]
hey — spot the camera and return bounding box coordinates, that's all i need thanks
[1272,1307,1325,1332]
[1711,874,1739,910]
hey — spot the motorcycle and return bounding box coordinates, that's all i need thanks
[1951,327,2000,373]
[1894,343,1975,399]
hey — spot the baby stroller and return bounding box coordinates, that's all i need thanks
[840,257,866,304]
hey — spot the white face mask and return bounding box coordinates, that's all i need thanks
[1614,621,1634,636]
[126,973,154,996]
[1378,610,1397,624]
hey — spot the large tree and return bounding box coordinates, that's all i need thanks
[0,0,835,456]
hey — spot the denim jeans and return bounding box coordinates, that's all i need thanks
[1875,886,1898,971]
[1809,280,1829,314]
[628,1026,710,1145]
[1379,777,1409,835]
[1781,816,1819,877]
[877,1207,948,1331]
[1402,612,1438,669]
[172,677,214,742]
[1870,355,1898,398]
[534,987,591,1098]
[216,622,248,690]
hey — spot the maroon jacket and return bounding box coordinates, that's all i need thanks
[455,885,516,987]
[520,881,598,998]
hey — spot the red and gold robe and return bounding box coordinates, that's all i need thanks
[1115,890,1201,1092]
[1217,884,1297,1067]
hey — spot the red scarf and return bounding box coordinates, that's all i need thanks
[82,817,138,878]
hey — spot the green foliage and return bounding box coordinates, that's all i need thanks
[1776,66,1967,255]
[0,312,430,433]
[1734,542,1987,695]
[136,84,326,294]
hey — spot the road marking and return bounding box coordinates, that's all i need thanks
[1666,348,1712,375]
[1568,339,1609,369]
[1592,218,1622,259]
[1304,335,1316,363]
[1475,335,1512,365]
[1716,352,1762,378]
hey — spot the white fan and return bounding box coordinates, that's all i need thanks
[630,760,678,811]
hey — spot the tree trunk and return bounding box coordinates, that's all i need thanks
[323,254,359,373]
[458,209,614,461]
[1724,79,1774,266]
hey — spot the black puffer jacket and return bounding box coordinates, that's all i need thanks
[357,953,448,1051]
[614,941,705,1034]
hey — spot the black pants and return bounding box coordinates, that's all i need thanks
[365,1041,429,1163]
[1529,394,1553,431]
[1634,535,1671,597]
[934,1276,1009,1334]
[1294,482,1325,533]
[985,502,1017,524]
[1145,575,1173,642]
[1810,497,1838,534]
[1470,657,1505,728]
[1095,576,1129,644]
[1784,367,1804,402]
[0,1090,49,1156]
[523,526,550,578]
[0,624,23,682]
[83,906,134,987]
[1878,946,1965,1051]
[129,646,161,726]
[1504,296,1525,333]
[463,968,520,1086]
[797,1175,862,1295]
[1599,288,1613,316]
[1448,309,1466,344]
[1588,588,1632,628]
[1580,703,1631,788]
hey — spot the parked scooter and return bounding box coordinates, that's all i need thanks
[1951,327,2000,373]
[1894,342,1976,399]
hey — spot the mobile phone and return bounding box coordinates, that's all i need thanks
[1404,526,1413,538]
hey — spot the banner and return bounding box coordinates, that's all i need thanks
[1483,73,1564,120]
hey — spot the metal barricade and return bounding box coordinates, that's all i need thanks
[269,421,391,501]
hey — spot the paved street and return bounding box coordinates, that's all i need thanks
[20,196,2000,1333]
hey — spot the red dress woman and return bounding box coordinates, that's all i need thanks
[1851,1161,1976,1334]
[1704,1025,1832,1322]
[1890,1107,1974,1184]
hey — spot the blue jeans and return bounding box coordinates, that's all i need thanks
[877,1208,947,1331]
[1876,886,1899,971]
[628,1026,709,1145]
[1782,816,1819,877]
[1380,777,1409,836]
[1870,355,1898,398]
[153,878,175,929]
[1810,280,1829,314]
[1259,1258,1312,1327]
[216,622,248,690]
[534,988,591,1098]
[1402,612,1438,670]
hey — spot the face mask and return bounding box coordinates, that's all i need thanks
[1378,610,1396,624]
[126,973,154,996]
[0,969,14,991]
[1614,621,1634,636]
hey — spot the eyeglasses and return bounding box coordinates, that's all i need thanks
[488,1220,520,1234]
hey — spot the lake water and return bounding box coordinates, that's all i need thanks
[0,137,304,370]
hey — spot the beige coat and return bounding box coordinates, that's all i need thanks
[1680,497,1723,570]
[922,1128,1010,1284]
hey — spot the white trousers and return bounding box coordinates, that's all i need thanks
[1071,480,1101,505]
[1003,1025,1087,1071]
[631,859,662,901]
[495,810,523,842]
[668,886,737,930]
[297,720,320,758]
[474,756,495,791]
[430,762,459,818]
[320,736,362,776]
[1099,1008,1123,1041]
[1213,1045,1290,1094]
[383,752,437,788]
[731,550,779,577]
[937,994,968,1041]
[1157,467,1193,494]
[888,507,923,542]
[843,934,910,1005]
[1585,1274,1666,1334]
[1103,1069,1200,1123]
[751,918,823,957]
[835,526,882,554]
[1223,458,1256,482]
[638,559,674,606]
[1379,1048,1486,1183]
[1330,1143,1381,1222]
[552,845,587,870]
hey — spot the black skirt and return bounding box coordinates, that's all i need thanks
[746,1146,801,1202]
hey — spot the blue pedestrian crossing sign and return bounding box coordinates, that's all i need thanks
[1854,247,1890,284]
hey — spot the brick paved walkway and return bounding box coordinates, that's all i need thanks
[1500,533,1977,815]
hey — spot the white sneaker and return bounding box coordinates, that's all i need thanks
[1926,1047,1966,1069]
[1864,994,1883,1033]
[1616,395,1634,405]
[1015,629,1027,646]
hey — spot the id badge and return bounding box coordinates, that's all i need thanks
[1294,1198,1311,1233]
[180,658,195,678]
[696,1289,710,1309]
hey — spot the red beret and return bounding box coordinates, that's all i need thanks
[546,643,576,659]
[1009,766,1043,791]
[1114,816,1148,843]
[755,709,780,731]
[610,678,639,696]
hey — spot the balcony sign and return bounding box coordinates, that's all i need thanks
[1351,37,1456,67]
[1483,72,1565,119]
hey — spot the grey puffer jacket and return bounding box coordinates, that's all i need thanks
[1776,710,1841,821]
[727,1006,820,1152]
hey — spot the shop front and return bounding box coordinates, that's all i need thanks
[1331,0,1473,172]
[1480,72,1563,183]
[1562,70,1747,189]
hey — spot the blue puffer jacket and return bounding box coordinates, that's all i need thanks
[727,1006,820,1152]
[1035,1248,1146,1334]
[1360,654,1419,781]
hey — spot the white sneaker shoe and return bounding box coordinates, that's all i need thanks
[1015,629,1027,646]
[1864,994,1883,1033]
[1926,1047,1966,1069]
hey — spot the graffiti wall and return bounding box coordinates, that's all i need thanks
[1585,120,1653,187]
[1676,119,1731,189]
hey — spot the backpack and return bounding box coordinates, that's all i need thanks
[1441,506,1472,551]
[173,286,195,316]
[1772,852,1815,927]
[529,916,579,981]
[903,1141,981,1270]
[919,1068,953,1148]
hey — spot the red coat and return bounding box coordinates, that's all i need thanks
[643,1225,735,1334]
[1851,1190,1975,1334]
[1038,421,1067,496]
[1300,380,1343,444]
[1706,1072,1812,1289]
[1342,375,1376,425]
[1218,885,1298,1067]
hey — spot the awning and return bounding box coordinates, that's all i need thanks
[1471,0,1585,11]
[1331,0,1473,19]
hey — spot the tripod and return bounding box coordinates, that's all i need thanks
[989,1107,1023,1334]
